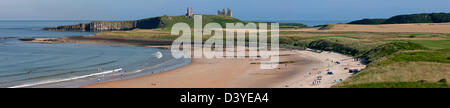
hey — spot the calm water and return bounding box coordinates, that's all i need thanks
[0,21,190,88]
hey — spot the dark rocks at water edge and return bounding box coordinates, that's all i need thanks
[43,17,162,32]
[18,38,35,41]
[19,38,61,43]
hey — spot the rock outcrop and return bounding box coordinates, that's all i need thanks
[218,8,232,17]
[44,17,162,32]
[44,23,91,32]
[44,8,239,32]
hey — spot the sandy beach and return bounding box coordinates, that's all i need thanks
[82,49,365,88]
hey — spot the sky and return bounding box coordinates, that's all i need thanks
[0,0,449,21]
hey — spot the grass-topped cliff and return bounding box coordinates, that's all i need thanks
[44,15,307,32]
[157,15,247,31]
[348,13,450,25]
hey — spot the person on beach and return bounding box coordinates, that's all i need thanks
[97,77,101,83]
[120,73,124,80]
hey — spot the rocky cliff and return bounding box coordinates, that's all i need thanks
[44,15,306,32]
[44,17,162,32]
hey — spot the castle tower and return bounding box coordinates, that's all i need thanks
[218,9,225,16]
[222,8,226,15]
[226,8,232,17]
[218,8,232,16]
[186,8,193,17]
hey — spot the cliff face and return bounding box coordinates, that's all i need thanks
[89,21,135,31]
[44,23,90,31]
[44,17,162,32]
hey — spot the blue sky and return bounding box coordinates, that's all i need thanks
[0,0,449,21]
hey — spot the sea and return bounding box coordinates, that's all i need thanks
[0,21,190,88]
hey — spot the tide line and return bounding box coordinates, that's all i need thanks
[8,68,123,88]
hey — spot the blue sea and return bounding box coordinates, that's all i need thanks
[0,21,190,88]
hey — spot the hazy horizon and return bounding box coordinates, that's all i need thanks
[1,0,449,21]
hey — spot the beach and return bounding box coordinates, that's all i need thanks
[82,49,366,88]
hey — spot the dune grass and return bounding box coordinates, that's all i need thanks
[334,62,450,87]
[407,39,450,49]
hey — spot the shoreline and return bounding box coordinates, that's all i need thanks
[82,49,366,88]
[20,36,366,88]
[20,36,173,49]
[11,36,187,88]
[6,45,191,88]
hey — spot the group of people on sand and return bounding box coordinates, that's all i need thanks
[312,76,322,85]
[311,58,344,86]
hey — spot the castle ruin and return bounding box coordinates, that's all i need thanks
[218,8,232,17]
[185,8,233,17]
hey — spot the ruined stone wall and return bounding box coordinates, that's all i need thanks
[218,8,232,17]
[218,10,224,16]
[226,8,232,17]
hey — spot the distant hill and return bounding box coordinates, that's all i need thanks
[348,13,450,25]
[44,15,307,32]
[348,19,387,25]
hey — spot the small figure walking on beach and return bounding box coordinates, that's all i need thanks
[312,80,321,85]
[97,77,101,83]
[120,73,124,80]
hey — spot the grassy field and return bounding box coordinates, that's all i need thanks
[88,21,450,88]
[277,30,449,88]
[94,29,177,41]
